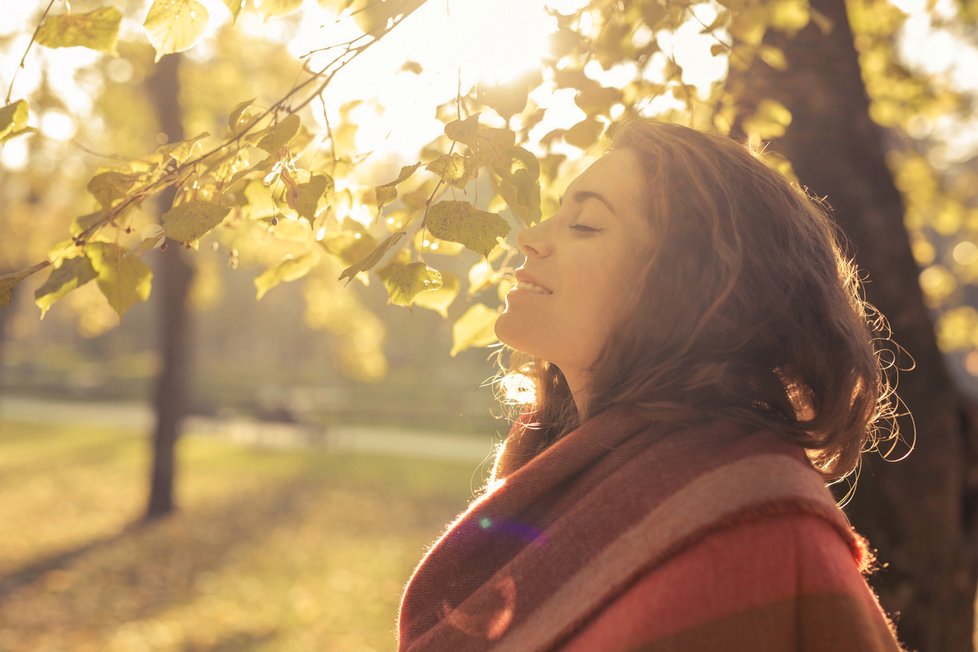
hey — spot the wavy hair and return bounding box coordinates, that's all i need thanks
[490,119,901,485]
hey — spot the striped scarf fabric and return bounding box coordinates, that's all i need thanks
[397,404,905,651]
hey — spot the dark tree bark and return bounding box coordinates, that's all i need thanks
[725,0,978,649]
[144,54,195,520]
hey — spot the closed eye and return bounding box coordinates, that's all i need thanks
[571,223,601,233]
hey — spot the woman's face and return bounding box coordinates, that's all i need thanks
[495,149,654,387]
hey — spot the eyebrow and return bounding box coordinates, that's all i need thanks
[559,190,619,217]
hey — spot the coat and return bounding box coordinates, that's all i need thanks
[397,404,905,651]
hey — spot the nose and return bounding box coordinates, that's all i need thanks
[516,220,551,258]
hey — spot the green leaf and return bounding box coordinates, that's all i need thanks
[162,200,231,246]
[87,170,139,209]
[451,303,499,356]
[375,162,421,208]
[85,243,152,317]
[426,153,475,188]
[492,146,542,226]
[287,174,333,220]
[143,0,210,62]
[254,114,300,153]
[256,0,304,17]
[412,271,459,317]
[426,201,510,258]
[34,256,97,317]
[224,0,246,21]
[338,231,407,285]
[0,100,30,141]
[384,262,442,307]
[1,267,39,310]
[255,253,318,300]
[36,6,123,55]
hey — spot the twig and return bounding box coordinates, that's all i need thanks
[6,0,58,104]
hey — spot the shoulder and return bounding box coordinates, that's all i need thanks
[563,512,903,651]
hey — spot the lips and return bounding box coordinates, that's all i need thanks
[514,269,553,294]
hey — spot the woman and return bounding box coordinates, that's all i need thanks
[398,120,907,651]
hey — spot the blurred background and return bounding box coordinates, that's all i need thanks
[3,0,978,649]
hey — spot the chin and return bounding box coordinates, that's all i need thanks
[495,311,536,356]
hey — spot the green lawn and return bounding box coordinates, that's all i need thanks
[0,420,485,651]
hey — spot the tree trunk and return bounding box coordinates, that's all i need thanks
[145,54,194,521]
[724,0,978,649]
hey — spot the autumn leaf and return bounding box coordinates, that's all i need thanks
[413,271,459,317]
[255,253,319,300]
[338,231,407,285]
[2,266,42,310]
[254,114,301,153]
[85,243,152,316]
[0,100,30,142]
[288,174,333,220]
[224,0,246,21]
[375,163,421,208]
[87,170,139,209]
[162,200,231,247]
[36,6,123,55]
[492,146,542,226]
[144,0,210,61]
[451,303,499,356]
[426,201,510,258]
[426,154,475,188]
[34,257,97,317]
[384,262,443,307]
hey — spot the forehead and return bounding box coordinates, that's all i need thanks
[566,149,646,220]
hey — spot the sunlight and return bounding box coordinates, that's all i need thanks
[4,0,734,172]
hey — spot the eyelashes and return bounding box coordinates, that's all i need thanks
[570,223,601,233]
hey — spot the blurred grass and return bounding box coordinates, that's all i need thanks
[0,420,485,651]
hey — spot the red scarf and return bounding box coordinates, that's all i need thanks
[398,404,900,651]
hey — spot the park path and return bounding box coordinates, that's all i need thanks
[0,395,497,463]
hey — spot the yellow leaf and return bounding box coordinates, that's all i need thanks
[1,267,39,310]
[224,0,246,21]
[375,162,421,208]
[255,252,319,300]
[36,6,123,55]
[254,114,300,153]
[34,257,97,317]
[143,0,210,62]
[451,303,499,356]
[413,271,459,317]
[0,100,30,141]
[85,243,152,316]
[426,201,510,258]
[384,262,443,307]
[338,231,407,285]
[162,200,231,247]
[741,99,792,140]
[87,170,139,208]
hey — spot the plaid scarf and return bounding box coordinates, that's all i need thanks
[398,404,903,651]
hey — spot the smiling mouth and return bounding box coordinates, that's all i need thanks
[514,281,553,295]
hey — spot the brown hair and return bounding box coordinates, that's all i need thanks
[490,119,901,484]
